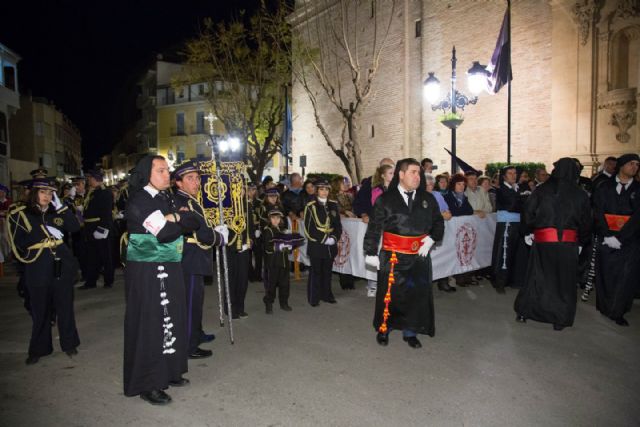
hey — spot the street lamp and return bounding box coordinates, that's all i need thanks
[423,46,489,174]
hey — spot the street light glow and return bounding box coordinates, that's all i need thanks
[219,139,229,152]
[467,61,490,95]
[228,137,240,151]
[423,72,441,105]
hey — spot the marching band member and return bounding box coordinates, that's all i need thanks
[7,179,81,365]
[172,161,227,359]
[303,179,341,307]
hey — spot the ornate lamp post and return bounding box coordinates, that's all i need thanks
[423,46,489,174]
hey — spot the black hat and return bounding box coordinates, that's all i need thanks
[85,169,104,181]
[0,183,9,193]
[616,153,640,171]
[70,176,85,183]
[314,178,330,189]
[28,179,56,191]
[173,161,200,180]
[265,188,280,196]
[30,167,48,178]
[268,208,284,217]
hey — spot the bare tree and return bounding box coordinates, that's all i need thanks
[291,0,396,183]
[179,3,292,182]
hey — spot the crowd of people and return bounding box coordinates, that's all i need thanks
[2,150,639,406]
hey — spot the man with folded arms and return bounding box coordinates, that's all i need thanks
[592,153,640,326]
[363,158,444,349]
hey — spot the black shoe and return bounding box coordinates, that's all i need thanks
[239,312,249,319]
[65,348,78,357]
[265,303,273,314]
[188,348,213,359]
[169,377,190,387]
[325,299,337,304]
[615,317,629,326]
[437,281,456,293]
[516,315,526,323]
[553,324,565,331]
[496,286,506,294]
[403,336,422,349]
[77,284,96,290]
[199,332,216,343]
[25,355,39,365]
[376,332,389,346]
[140,390,172,406]
[280,303,292,311]
[310,303,319,307]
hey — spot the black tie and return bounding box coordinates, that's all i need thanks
[405,191,414,211]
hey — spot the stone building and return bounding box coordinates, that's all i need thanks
[0,42,20,185]
[289,0,639,179]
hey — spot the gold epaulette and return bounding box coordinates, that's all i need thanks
[8,204,26,215]
[56,206,68,214]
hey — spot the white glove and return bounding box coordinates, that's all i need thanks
[115,211,124,220]
[46,226,64,240]
[93,229,109,240]
[603,236,621,249]
[365,255,380,270]
[240,243,250,252]
[143,210,167,236]
[214,225,229,245]
[52,192,63,210]
[324,237,336,245]
[69,186,76,198]
[578,246,583,255]
[255,230,261,238]
[418,236,435,257]
[524,234,534,246]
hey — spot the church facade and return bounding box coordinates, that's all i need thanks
[289,0,639,178]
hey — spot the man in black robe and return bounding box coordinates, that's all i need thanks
[593,153,640,326]
[79,170,115,289]
[123,155,199,405]
[173,161,227,359]
[592,156,617,190]
[364,158,444,349]
[490,165,529,293]
[514,158,592,330]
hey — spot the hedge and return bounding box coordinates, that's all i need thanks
[484,162,546,179]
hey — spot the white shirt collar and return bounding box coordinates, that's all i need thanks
[397,184,414,206]
[504,182,518,191]
[615,175,631,194]
[603,170,612,178]
[144,184,159,198]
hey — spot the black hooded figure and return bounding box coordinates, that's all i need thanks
[514,158,592,330]
[363,158,444,348]
[123,155,198,405]
[490,165,529,293]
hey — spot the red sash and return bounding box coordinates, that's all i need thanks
[534,228,577,243]
[382,232,427,254]
[604,214,630,231]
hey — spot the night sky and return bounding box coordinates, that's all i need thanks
[1,0,264,169]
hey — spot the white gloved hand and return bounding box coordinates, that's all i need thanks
[524,234,534,246]
[115,211,124,220]
[241,243,250,252]
[93,229,109,240]
[365,255,380,270]
[603,236,622,249]
[46,226,64,240]
[578,246,583,255]
[324,237,336,245]
[418,236,435,257]
[52,192,63,210]
[277,243,286,251]
[255,230,261,238]
[69,186,76,198]
[214,225,229,245]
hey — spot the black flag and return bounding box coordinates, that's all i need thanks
[443,148,481,175]
[486,7,511,94]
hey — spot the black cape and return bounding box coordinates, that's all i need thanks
[514,158,592,326]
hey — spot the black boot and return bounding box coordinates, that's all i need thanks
[265,302,273,314]
[437,279,456,293]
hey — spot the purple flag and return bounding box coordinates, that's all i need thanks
[486,8,511,94]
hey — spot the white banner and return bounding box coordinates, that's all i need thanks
[290,214,497,281]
